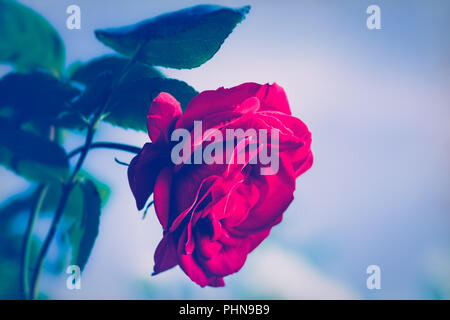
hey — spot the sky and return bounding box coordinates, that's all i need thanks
[1,0,449,299]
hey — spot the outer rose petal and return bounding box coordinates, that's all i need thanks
[176,83,291,130]
[147,92,182,143]
[195,227,271,277]
[154,167,173,230]
[197,240,248,277]
[127,143,168,210]
[153,233,178,275]
[177,229,225,287]
[295,151,313,177]
[255,82,291,115]
[247,228,272,252]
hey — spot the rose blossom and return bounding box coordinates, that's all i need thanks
[128,82,313,287]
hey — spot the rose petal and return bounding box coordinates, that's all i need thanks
[196,229,223,259]
[295,151,313,177]
[232,157,295,234]
[154,167,173,230]
[177,229,225,287]
[247,228,271,252]
[170,175,218,232]
[212,182,259,227]
[218,226,271,252]
[152,233,178,275]
[178,83,292,131]
[197,241,248,277]
[127,143,168,210]
[176,83,262,129]
[256,82,291,115]
[147,92,182,143]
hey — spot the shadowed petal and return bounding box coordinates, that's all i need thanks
[154,167,173,230]
[153,233,178,275]
[127,143,168,210]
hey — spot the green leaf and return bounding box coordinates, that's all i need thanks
[0,0,65,74]
[44,173,110,222]
[66,55,164,130]
[106,77,197,131]
[70,55,164,84]
[0,71,80,125]
[77,171,111,206]
[68,179,102,271]
[0,172,110,228]
[68,55,197,131]
[94,4,250,69]
[59,71,114,130]
[0,195,29,218]
[0,118,69,182]
[72,74,197,131]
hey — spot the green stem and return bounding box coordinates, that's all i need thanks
[29,118,97,299]
[20,184,49,300]
[68,142,141,159]
[28,56,140,300]
[68,119,97,183]
[29,184,72,300]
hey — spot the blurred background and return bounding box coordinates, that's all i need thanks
[0,0,449,299]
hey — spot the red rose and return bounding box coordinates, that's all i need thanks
[128,83,313,287]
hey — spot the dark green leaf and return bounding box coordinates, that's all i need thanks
[94,4,250,69]
[70,55,164,84]
[0,192,31,217]
[68,179,102,271]
[43,173,109,222]
[45,183,83,224]
[106,77,197,131]
[68,55,196,131]
[0,0,65,74]
[79,72,113,114]
[60,71,114,130]
[72,74,197,131]
[0,118,69,182]
[0,71,80,125]
[0,172,110,230]
[77,171,111,206]
[67,56,165,130]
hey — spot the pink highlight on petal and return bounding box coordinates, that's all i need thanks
[147,92,182,143]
